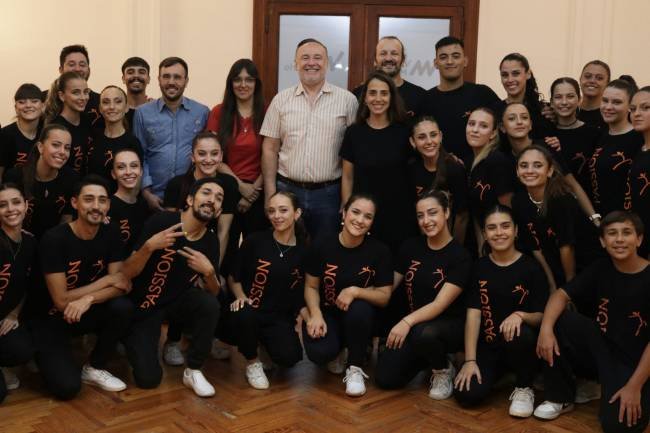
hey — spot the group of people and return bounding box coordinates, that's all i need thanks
[0,33,648,433]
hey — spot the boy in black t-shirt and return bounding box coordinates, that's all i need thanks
[122,177,223,397]
[535,211,650,432]
[34,175,134,399]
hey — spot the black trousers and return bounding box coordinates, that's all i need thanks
[375,315,464,389]
[454,324,538,406]
[302,300,374,368]
[123,287,220,389]
[543,311,650,433]
[0,325,34,403]
[31,296,134,400]
[229,304,302,367]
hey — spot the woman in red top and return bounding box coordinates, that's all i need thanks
[206,59,267,243]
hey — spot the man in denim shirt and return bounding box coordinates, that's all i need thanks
[133,57,209,210]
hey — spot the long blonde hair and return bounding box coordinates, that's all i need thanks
[44,71,85,124]
[469,107,499,170]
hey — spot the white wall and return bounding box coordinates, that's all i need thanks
[1,0,649,124]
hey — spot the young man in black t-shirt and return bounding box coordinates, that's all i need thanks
[418,36,501,165]
[34,175,134,399]
[122,177,223,397]
[535,211,650,432]
[121,57,152,127]
[352,36,425,117]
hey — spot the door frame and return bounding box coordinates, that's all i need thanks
[253,0,480,102]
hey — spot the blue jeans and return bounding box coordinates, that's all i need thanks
[276,180,340,240]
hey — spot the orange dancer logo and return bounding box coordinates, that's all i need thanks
[639,173,650,196]
[571,152,587,174]
[629,311,647,337]
[512,284,529,305]
[611,151,633,171]
[527,223,540,249]
[56,195,66,214]
[90,259,105,281]
[358,266,375,287]
[289,268,303,290]
[104,149,114,167]
[432,268,446,290]
[474,181,491,201]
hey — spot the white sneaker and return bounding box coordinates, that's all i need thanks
[327,348,348,375]
[81,364,127,392]
[575,379,601,403]
[1,368,19,390]
[533,400,574,420]
[343,365,368,397]
[210,339,231,360]
[428,361,456,400]
[246,361,270,390]
[182,368,215,397]
[163,341,185,366]
[508,387,535,418]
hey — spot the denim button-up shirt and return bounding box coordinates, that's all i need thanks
[133,97,209,197]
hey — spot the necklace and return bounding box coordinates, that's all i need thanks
[274,238,293,258]
[528,193,543,210]
[557,118,580,129]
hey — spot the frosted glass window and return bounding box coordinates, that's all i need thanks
[278,15,350,91]
[379,17,450,90]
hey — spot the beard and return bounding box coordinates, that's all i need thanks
[192,204,214,223]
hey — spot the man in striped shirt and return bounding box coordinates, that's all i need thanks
[261,38,358,238]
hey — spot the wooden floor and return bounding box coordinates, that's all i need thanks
[0,341,640,433]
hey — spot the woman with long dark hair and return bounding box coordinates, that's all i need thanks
[454,205,547,418]
[43,71,91,174]
[549,77,603,196]
[498,53,554,140]
[407,115,469,242]
[228,191,306,389]
[302,194,392,397]
[206,59,267,239]
[511,145,600,292]
[0,84,44,178]
[340,71,413,254]
[577,60,611,129]
[589,79,644,218]
[627,86,650,258]
[87,86,142,190]
[0,184,37,403]
[375,190,471,400]
[2,124,77,239]
[108,149,149,252]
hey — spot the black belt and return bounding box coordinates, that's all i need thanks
[277,174,340,190]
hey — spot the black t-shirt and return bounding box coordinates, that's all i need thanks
[87,132,143,190]
[231,230,306,314]
[468,150,515,221]
[52,114,92,174]
[40,222,125,312]
[339,122,415,252]
[352,79,426,118]
[589,130,644,216]
[564,259,650,365]
[467,254,548,345]
[553,125,602,194]
[3,166,78,239]
[512,191,601,284]
[407,155,468,213]
[0,122,42,169]
[417,82,501,165]
[578,108,606,130]
[162,173,240,215]
[395,237,471,318]
[0,230,38,320]
[305,235,392,309]
[108,194,150,253]
[626,148,650,257]
[130,211,220,312]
